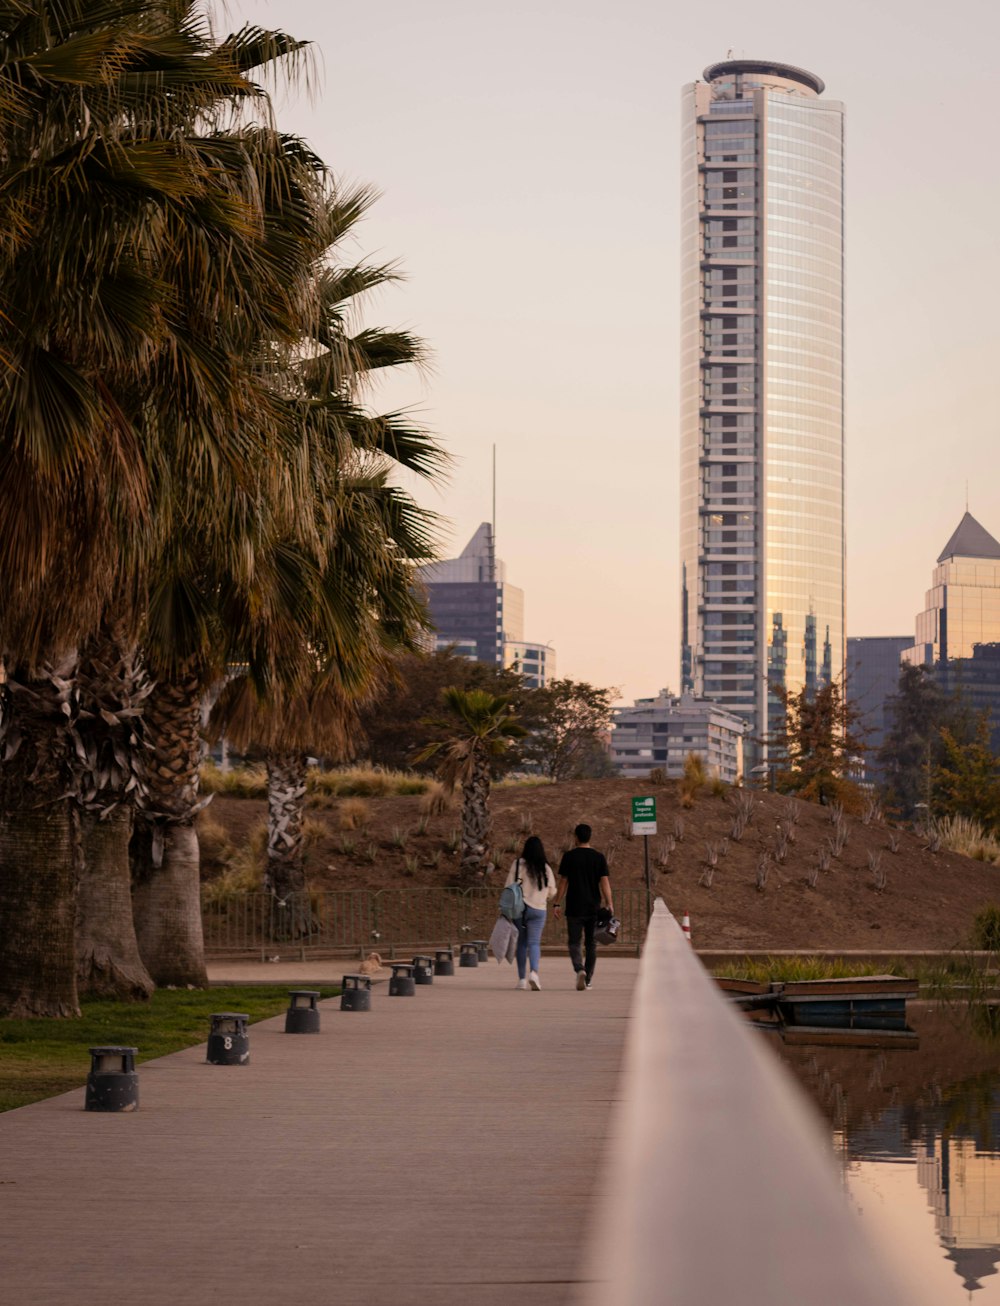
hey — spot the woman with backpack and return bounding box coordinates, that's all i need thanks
[504,835,556,991]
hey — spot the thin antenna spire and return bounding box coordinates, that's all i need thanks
[491,444,497,582]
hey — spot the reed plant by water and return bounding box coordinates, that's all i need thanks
[714,957,884,984]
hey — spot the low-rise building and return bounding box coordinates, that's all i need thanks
[610,690,745,783]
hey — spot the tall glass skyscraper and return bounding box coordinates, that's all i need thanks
[680,59,845,768]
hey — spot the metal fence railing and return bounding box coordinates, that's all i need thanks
[202,886,648,957]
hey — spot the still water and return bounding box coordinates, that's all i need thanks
[775,1002,1000,1302]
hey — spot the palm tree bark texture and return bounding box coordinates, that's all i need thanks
[461,749,493,884]
[0,658,81,1017]
[265,750,313,938]
[74,634,154,1000]
[131,666,209,988]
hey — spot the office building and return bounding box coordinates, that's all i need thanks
[846,636,911,780]
[902,512,1000,668]
[610,690,745,783]
[679,60,845,766]
[901,512,1000,749]
[417,523,555,689]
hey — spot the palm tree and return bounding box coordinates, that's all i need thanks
[208,188,446,920]
[126,168,442,979]
[213,473,438,912]
[0,3,318,1014]
[417,689,526,883]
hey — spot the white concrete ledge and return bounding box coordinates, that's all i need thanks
[581,899,936,1306]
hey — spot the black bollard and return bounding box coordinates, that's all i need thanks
[388,963,416,996]
[459,942,479,969]
[86,1047,139,1113]
[434,948,455,977]
[207,1013,250,1065]
[341,974,372,1011]
[285,990,321,1034]
[412,955,434,985]
[472,939,489,963]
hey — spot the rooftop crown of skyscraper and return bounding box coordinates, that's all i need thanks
[702,59,825,97]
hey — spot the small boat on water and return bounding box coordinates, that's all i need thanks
[717,974,920,1049]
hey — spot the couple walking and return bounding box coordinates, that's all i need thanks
[503,823,614,991]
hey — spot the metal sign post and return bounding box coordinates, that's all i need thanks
[632,797,657,920]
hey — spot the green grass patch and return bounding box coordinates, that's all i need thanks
[713,956,885,984]
[0,985,338,1114]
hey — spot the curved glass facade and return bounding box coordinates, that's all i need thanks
[680,63,844,766]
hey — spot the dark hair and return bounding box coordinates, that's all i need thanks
[520,836,550,891]
[574,823,592,844]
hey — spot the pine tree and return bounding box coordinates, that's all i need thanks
[771,679,865,805]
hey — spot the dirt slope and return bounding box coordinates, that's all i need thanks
[205,778,1000,951]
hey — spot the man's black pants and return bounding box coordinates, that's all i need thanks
[567,915,597,980]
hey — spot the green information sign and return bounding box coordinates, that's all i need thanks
[631,795,657,837]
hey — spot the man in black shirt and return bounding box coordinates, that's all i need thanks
[554,823,614,990]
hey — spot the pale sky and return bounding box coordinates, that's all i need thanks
[226,0,1000,704]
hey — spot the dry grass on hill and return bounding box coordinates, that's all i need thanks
[202,777,1000,952]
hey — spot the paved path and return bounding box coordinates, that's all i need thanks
[0,956,637,1306]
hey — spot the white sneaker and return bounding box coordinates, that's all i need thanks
[516,978,528,990]
[529,971,541,991]
[576,971,587,991]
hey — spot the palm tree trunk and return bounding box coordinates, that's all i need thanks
[266,750,308,898]
[131,665,208,987]
[74,631,154,1000]
[460,750,492,883]
[266,750,313,938]
[0,660,81,1017]
[77,807,154,1000]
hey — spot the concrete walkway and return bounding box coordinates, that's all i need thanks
[0,956,637,1306]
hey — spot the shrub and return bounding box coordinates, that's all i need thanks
[338,797,370,831]
[302,818,328,851]
[935,815,1000,864]
[200,862,261,905]
[200,761,268,799]
[681,752,706,805]
[203,822,266,900]
[419,781,451,816]
[710,777,727,797]
[973,905,1000,952]
[309,767,431,798]
[197,815,235,868]
[648,767,668,785]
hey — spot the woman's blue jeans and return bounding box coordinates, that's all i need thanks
[516,906,547,978]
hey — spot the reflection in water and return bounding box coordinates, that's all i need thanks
[778,1003,1000,1299]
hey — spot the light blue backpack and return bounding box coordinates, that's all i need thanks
[499,864,526,922]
